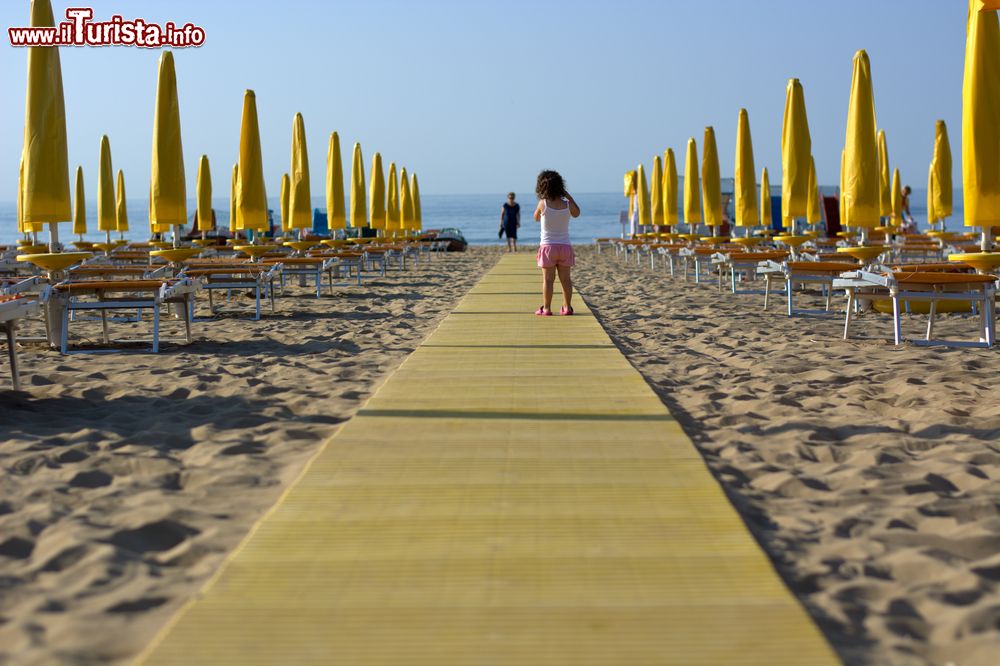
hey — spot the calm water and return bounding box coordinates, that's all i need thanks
[0,189,961,246]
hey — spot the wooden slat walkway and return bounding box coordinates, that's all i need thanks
[139,254,837,665]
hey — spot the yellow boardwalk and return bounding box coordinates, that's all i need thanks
[140,254,837,665]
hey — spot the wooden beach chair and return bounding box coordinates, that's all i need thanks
[761,260,858,316]
[0,293,43,390]
[260,256,336,298]
[714,250,789,294]
[834,269,997,347]
[181,259,283,320]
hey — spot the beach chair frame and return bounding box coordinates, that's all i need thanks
[0,294,42,390]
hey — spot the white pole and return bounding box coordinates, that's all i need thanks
[48,222,59,253]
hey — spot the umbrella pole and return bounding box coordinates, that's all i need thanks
[48,222,59,253]
[106,230,111,246]
[173,225,180,248]
[981,227,992,253]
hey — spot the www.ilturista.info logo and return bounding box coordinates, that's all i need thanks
[8,7,205,48]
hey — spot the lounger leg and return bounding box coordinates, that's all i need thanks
[843,289,855,340]
[926,300,937,341]
[825,285,832,312]
[731,267,737,294]
[207,288,214,314]
[61,302,70,354]
[5,323,19,391]
[892,295,902,346]
[183,296,192,344]
[255,286,261,320]
[718,267,724,292]
[763,275,771,311]
[152,302,160,353]
[786,278,793,317]
[987,291,996,347]
[270,281,276,313]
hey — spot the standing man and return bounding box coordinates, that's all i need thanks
[500,192,521,252]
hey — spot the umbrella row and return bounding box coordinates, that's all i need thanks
[16,0,422,262]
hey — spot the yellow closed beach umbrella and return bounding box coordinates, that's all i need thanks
[279,173,290,234]
[963,0,1000,249]
[411,173,422,231]
[229,164,239,234]
[369,152,386,232]
[21,0,71,251]
[73,166,86,238]
[932,121,953,221]
[196,155,212,234]
[326,132,346,231]
[877,130,892,219]
[150,51,187,244]
[663,149,679,228]
[349,143,367,229]
[701,127,722,232]
[683,138,701,231]
[843,49,881,237]
[236,90,269,235]
[928,162,940,226]
[840,150,849,228]
[288,113,311,234]
[386,162,400,232]
[650,155,664,228]
[760,167,772,230]
[891,168,903,227]
[624,170,638,224]
[17,155,27,236]
[97,136,117,236]
[115,170,129,235]
[400,167,414,231]
[734,109,759,230]
[806,157,822,227]
[781,78,812,231]
[636,163,652,230]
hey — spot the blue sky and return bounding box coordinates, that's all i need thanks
[1,0,965,201]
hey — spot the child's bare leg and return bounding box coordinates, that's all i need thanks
[542,267,556,310]
[557,265,573,308]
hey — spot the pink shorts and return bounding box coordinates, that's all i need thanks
[537,244,575,268]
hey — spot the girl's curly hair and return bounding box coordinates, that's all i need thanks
[535,170,567,200]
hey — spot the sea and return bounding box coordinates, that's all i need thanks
[0,189,961,247]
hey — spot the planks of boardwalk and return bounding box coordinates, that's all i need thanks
[139,254,837,665]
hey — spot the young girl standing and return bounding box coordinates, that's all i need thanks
[533,170,581,316]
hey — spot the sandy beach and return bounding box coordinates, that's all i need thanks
[574,245,1000,666]
[0,248,499,665]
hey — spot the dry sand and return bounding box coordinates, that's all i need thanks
[0,247,499,665]
[575,245,1000,666]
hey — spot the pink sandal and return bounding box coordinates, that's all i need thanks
[535,306,552,316]
[560,306,574,316]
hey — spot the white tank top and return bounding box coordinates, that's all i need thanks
[540,199,572,246]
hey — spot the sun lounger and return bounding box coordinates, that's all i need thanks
[0,293,43,390]
[761,260,858,316]
[834,270,997,347]
[260,256,336,298]
[52,278,200,353]
[714,250,789,294]
[305,251,366,286]
[181,262,282,320]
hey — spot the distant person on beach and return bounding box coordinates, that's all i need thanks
[533,170,581,316]
[499,192,521,252]
[901,185,916,232]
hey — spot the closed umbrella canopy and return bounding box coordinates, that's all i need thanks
[289,113,311,231]
[636,163,651,228]
[72,166,86,236]
[843,50,880,229]
[349,143,367,228]
[386,162,400,231]
[21,0,71,240]
[781,78,812,227]
[196,155,212,232]
[369,152,386,230]
[326,132,346,230]
[150,51,187,234]
[280,173,290,233]
[840,150,849,227]
[624,170,637,221]
[701,127,722,228]
[963,0,1000,232]
[734,109,759,227]
[17,156,27,235]
[115,170,129,233]
[663,149,679,226]
[891,168,903,225]
[932,120,953,219]
[98,136,117,233]
[229,164,239,232]
[236,90,269,231]
[650,155,664,227]
[683,138,701,227]
[877,130,892,218]
[400,167,414,230]
[928,162,940,225]
[411,173,422,230]
[806,157,822,225]
[760,167,772,229]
